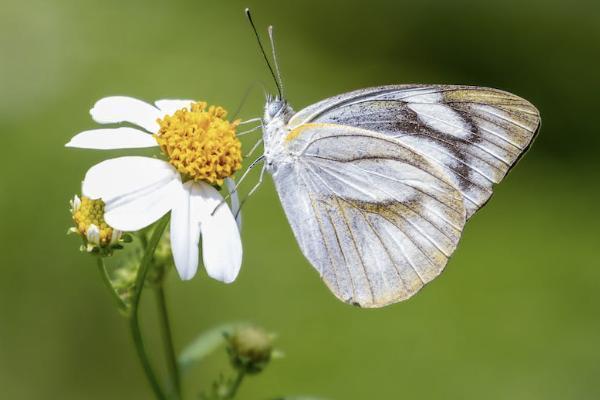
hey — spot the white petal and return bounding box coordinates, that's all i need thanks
[87,224,100,245]
[70,195,81,214]
[170,181,202,280]
[65,127,158,150]
[90,96,162,133]
[110,229,121,245]
[195,182,243,283]
[225,177,242,231]
[104,181,182,232]
[82,156,181,231]
[154,99,195,116]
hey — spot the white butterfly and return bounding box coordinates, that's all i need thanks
[244,12,540,307]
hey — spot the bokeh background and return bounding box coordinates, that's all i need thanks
[1,0,599,398]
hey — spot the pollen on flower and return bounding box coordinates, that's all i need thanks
[71,196,117,247]
[155,101,242,186]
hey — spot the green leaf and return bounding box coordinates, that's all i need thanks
[178,323,240,373]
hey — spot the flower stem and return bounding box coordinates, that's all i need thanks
[155,285,181,399]
[96,257,127,312]
[227,370,245,399]
[130,215,169,400]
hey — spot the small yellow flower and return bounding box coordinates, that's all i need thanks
[70,195,122,252]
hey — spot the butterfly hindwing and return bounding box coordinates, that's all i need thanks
[272,123,466,307]
[288,85,540,217]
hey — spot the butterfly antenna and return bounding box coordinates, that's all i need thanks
[268,25,285,98]
[245,8,283,99]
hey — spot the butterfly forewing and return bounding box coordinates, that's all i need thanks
[272,124,466,307]
[288,85,540,217]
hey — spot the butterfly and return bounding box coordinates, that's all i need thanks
[244,10,540,307]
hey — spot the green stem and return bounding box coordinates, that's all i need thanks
[139,229,149,249]
[130,216,170,400]
[227,370,245,399]
[155,285,181,399]
[96,257,127,312]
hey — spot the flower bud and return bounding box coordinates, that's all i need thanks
[68,195,123,255]
[226,325,274,374]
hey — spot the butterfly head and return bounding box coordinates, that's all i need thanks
[264,95,293,125]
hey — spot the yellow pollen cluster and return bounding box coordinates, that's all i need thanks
[73,197,114,246]
[155,102,242,186]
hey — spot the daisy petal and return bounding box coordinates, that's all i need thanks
[82,156,181,231]
[170,182,201,280]
[195,182,242,283]
[155,99,195,116]
[65,127,158,149]
[225,177,242,231]
[90,96,162,133]
[87,225,100,245]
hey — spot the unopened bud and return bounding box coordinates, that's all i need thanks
[68,195,123,256]
[226,325,274,374]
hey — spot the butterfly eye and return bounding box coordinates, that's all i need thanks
[267,100,283,119]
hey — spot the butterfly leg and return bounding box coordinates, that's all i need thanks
[245,138,264,158]
[210,155,265,216]
[233,164,267,220]
[237,124,263,137]
[235,155,265,189]
[246,163,267,199]
[238,117,262,125]
[225,178,242,231]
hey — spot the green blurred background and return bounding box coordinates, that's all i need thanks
[1,0,599,398]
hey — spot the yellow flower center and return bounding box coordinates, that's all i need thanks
[155,101,242,186]
[73,196,114,246]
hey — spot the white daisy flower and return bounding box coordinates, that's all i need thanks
[66,97,243,283]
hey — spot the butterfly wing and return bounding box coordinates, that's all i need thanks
[288,85,540,217]
[271,123,466,307]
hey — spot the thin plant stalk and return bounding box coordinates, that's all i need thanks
[96,257,127,312]
[130,215,170,400]
[227,370,245,399]
[155,284,181,399]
